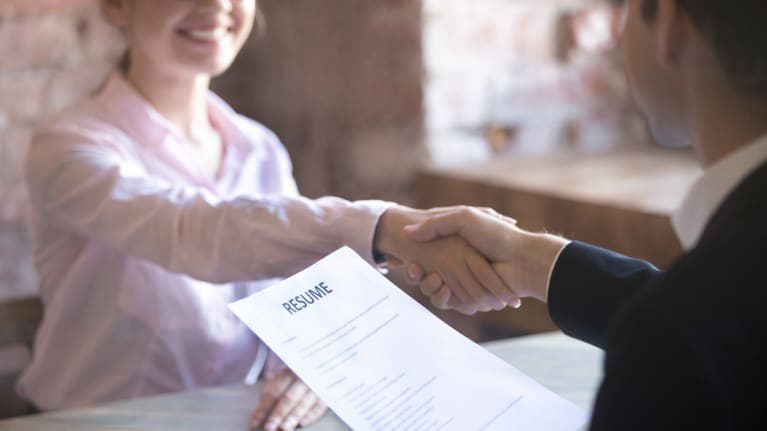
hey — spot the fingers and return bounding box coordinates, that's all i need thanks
[465,251,507,310]
[405,263,425,285]
[405,241,498,313]
[399,207,522,313]
[403,210,473,242]
[476,207,517,225]
[405,207,521,269]
[426,206,512,225]
[406,250,509,312]
[262,379,309,431]
[437,267,476,308]
[405,206,516,243]
[457,261,498,312]
[251,369,329,431]
[429,285,452,309]
[405,247,499,313]
[448,294,480,315]
[299,400,328,428]
[465,251,520,309]
[251,370,295,429]
[418,272,443,297]
[278,388,318,431]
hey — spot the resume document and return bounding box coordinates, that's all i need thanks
[229,247,587,431]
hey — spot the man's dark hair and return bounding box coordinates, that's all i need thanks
[639,0,767,98]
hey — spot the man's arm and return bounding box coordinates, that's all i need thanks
[548,242,663,348]
[404,207,664,348]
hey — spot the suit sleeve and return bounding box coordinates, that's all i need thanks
[547,241,663,349]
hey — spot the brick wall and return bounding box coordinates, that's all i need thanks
[0,0,124,300]
[212,0,427,202]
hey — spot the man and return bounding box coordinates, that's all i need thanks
[404,0,767,428]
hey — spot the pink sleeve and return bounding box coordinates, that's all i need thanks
[25,128,393,283]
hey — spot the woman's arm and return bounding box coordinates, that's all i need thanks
[26,128,512,313]
[25,129,392,282]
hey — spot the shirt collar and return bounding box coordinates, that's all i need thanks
[97,72,174,148]
[96,71,249,156]
[672,134,767,251]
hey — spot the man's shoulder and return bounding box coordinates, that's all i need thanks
[624,231,766,324]
[670,226,765,294]
[607,229,767,367]
[605,232,767,427]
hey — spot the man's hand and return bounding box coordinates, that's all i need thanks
[403,207,570,305]
[374,205,520,315]
[250,369,327,431]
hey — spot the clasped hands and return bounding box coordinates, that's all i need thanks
[375,205,570,315]
[250,205,567,431]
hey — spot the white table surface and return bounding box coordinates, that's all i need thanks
[0,332,603,430]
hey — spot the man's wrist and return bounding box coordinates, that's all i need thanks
[503,230,570,302]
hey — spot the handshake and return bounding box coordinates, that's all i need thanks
[374,205,570,315]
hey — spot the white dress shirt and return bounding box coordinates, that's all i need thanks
[19,72,392,410]
[673,134,767,251]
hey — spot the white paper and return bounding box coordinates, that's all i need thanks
[229,247,588,431]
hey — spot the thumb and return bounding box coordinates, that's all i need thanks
[403,212,466,242]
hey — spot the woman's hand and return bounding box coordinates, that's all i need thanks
[403,206,570,305]
[250,369,327,431]
[374,205,520,314]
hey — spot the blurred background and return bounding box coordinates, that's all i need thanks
[0,0,699,380]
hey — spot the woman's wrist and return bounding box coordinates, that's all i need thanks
[373,206,414,261]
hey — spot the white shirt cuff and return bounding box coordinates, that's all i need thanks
[544,239,572,303]
[343,200,397,266]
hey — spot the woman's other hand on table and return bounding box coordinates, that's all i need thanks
[250,368,327,431]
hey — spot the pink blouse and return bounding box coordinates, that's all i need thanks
[19,73,391,410]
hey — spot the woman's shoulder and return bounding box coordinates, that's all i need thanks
[28,98,134,181]
[35,91,126,142]
[35,73,152,144]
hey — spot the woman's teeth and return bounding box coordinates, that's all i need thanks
[184,27,229,42]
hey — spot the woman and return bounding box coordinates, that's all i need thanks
[20,1,514,430]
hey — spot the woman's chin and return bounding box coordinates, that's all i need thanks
[177,57,236,79]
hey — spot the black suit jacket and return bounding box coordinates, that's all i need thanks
[548,162,767,430]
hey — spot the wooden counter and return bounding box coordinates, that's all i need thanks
[413,147,701,337]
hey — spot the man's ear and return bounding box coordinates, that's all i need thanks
[100,0,130,28]
[654,0,686,67]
